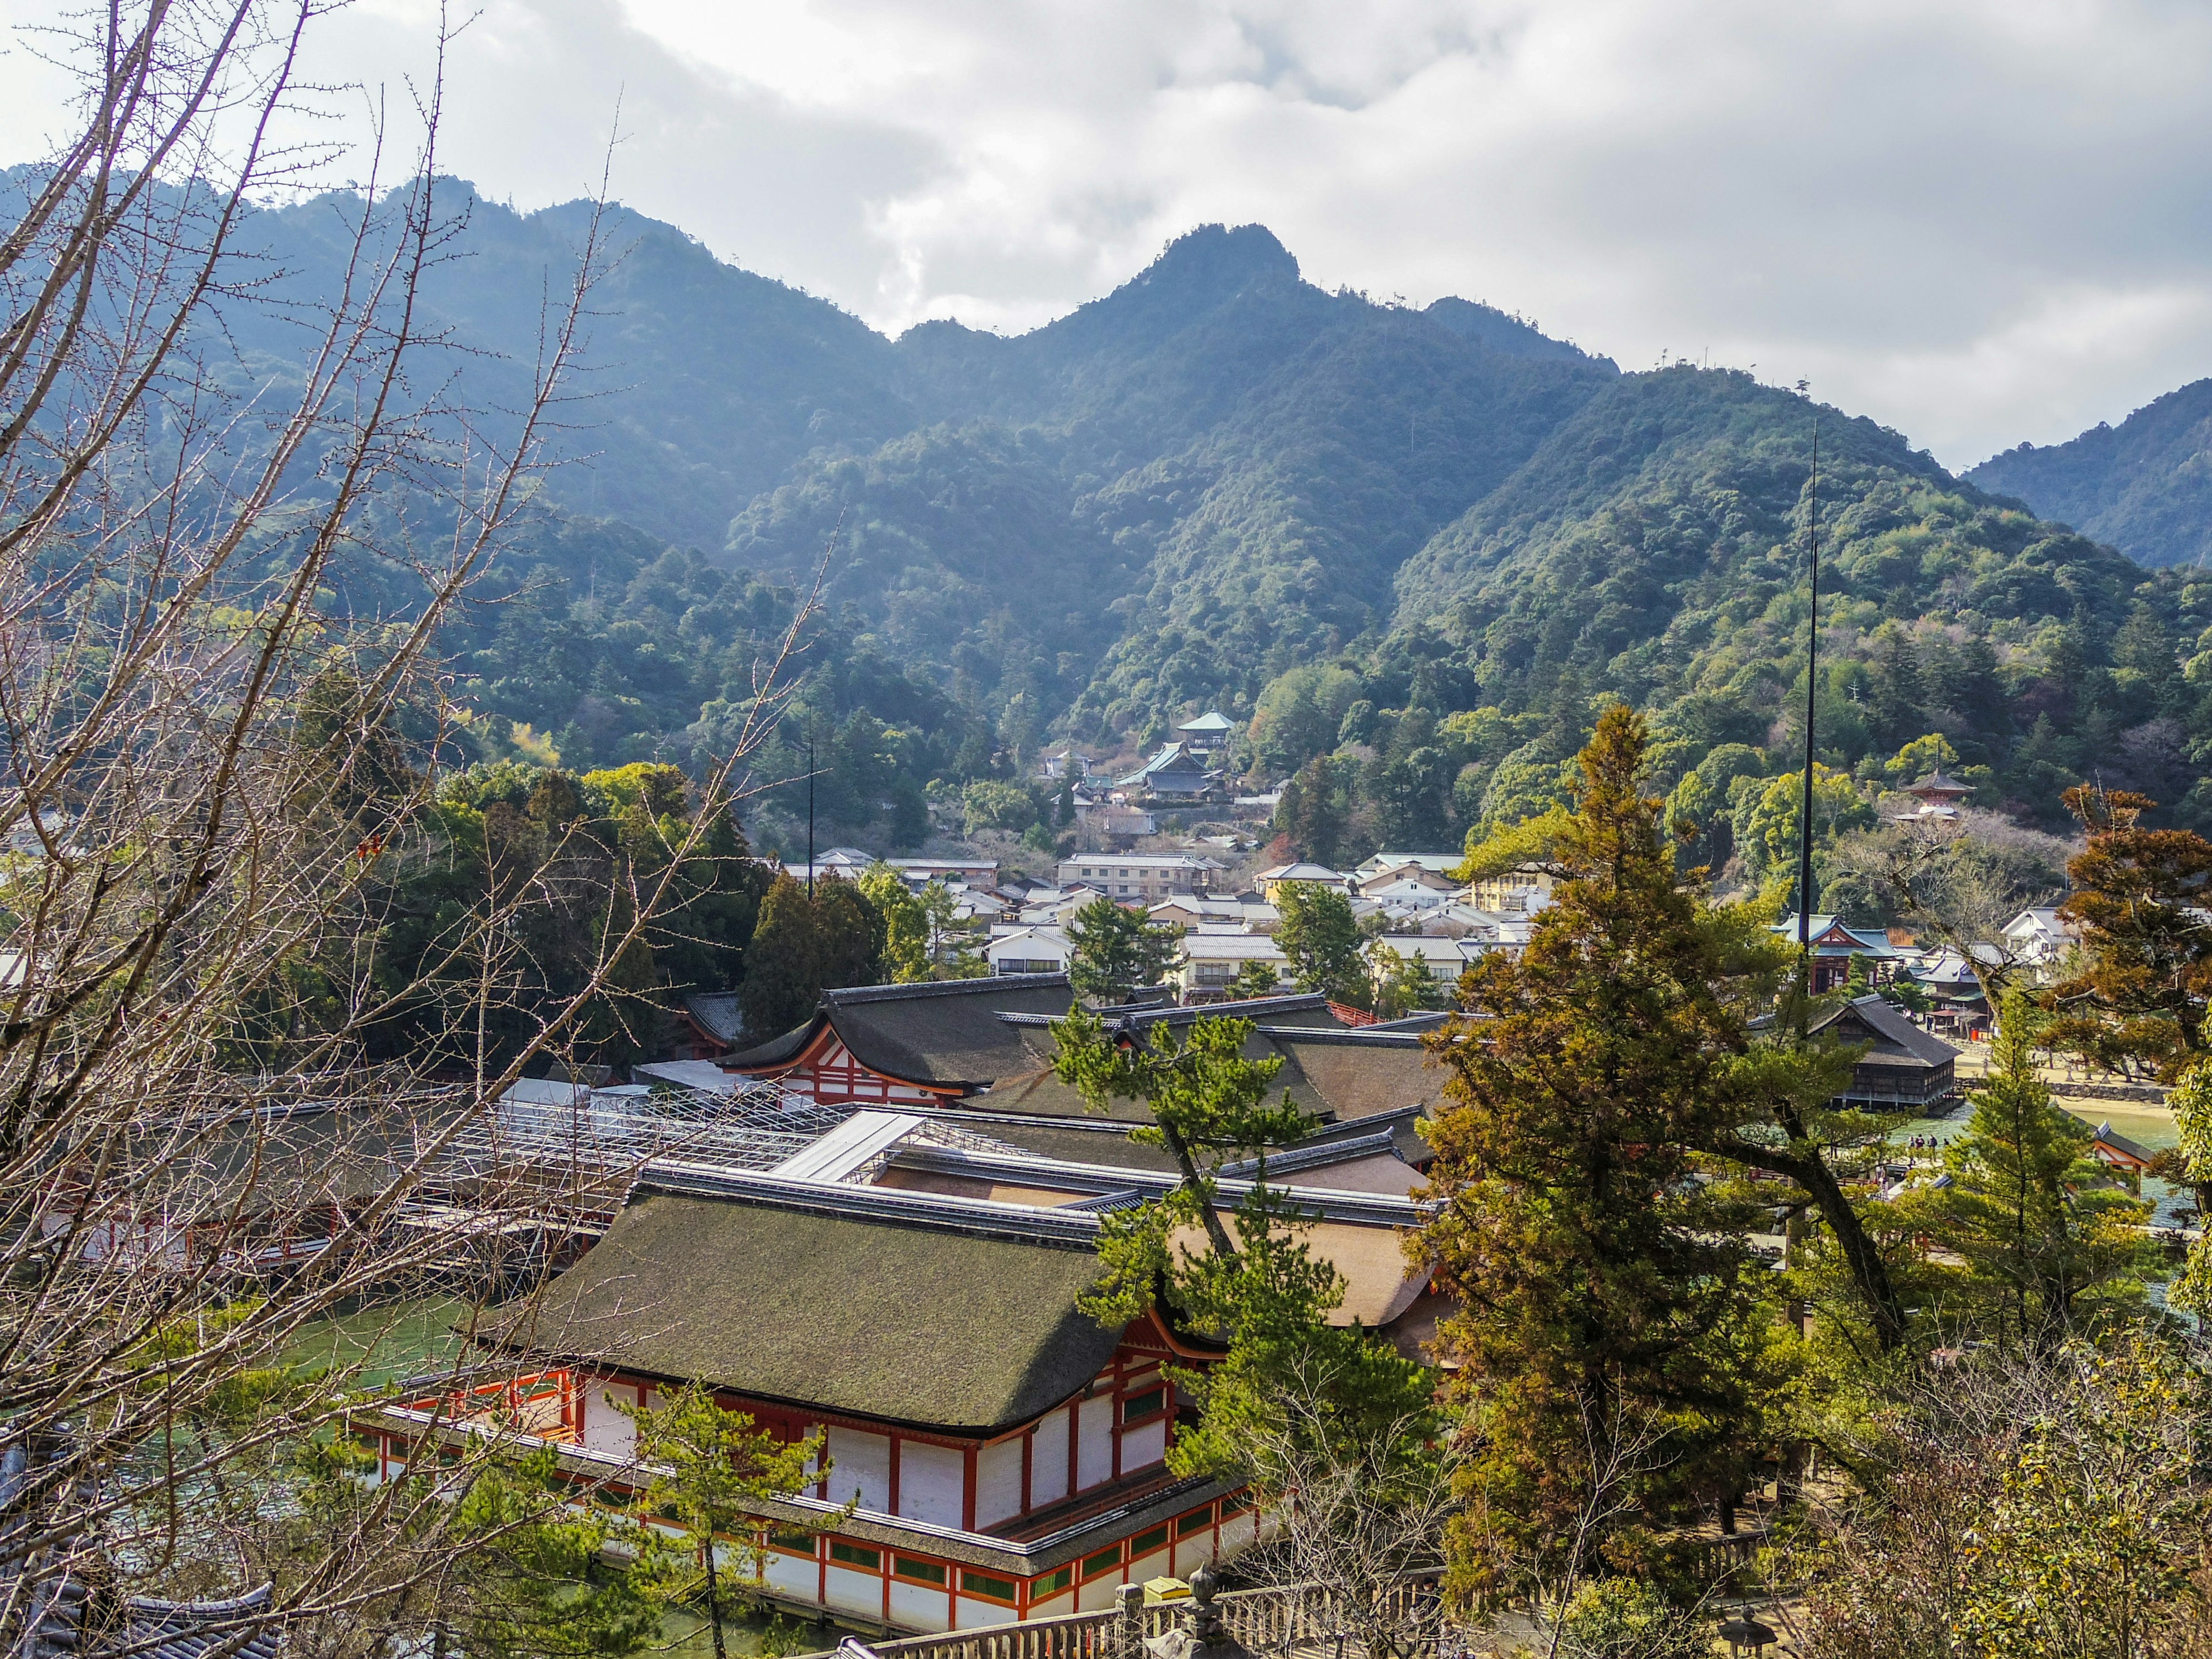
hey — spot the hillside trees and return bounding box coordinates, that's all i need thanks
[736,872,885,1039]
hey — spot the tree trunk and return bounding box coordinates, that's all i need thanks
[703,1544,728,1659]
[1719,1132,1910,1351]
[1160,1119,1239,1260]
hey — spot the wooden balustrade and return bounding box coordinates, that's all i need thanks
[794,1571,1446,1659]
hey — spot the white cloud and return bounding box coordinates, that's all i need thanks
[6,0,2212,465]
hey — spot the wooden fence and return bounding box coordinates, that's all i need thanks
[798,1572,1446,1659]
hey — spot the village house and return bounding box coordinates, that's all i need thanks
[361,1173,1250,1634]
[1251,862,1349,902]
[1461,865,1555,916]
[2001,906,2080,975]
[1169,933,1290,1001]
[1054,853,1219,902]
[986,926,1073,977]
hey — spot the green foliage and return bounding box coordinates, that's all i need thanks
[1904,991,2155,1351]
[960,778,1039,835]
[1050,1007,1434,1489]
[736,872,884,1039]
[1552,1578,1706,1659]
[1225,958,1282,999]
[1421,707,1787,1600]
[1729,764,1873,889]
[1272,882,1367,1003]
[1952,1339,2212,1656]
[2043,785,2212,1078]
[1064,896,1181,1003]
[446,1449,661,1659]
[1968,378,2212,570]
[620,1387,830,1659]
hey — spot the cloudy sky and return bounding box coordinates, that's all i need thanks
[6,0,2210,468]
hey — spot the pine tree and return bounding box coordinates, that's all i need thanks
[1911,991,2153,1353]
[1065,896,1180,1003]
[1273,882,1366,1003]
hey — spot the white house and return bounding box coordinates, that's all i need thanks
[1171,934,1289,1000]
[2001,907,2079,972]
[987,927,1073,977]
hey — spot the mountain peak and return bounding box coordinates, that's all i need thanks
[1136,223,1301,294]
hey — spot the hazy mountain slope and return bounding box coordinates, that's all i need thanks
[1393,367,2146,715]
[1967,380,2212,569]
[229,181,911,548]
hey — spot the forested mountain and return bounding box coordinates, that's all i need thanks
[171,177,2212,857]
[1967,379,2212,570]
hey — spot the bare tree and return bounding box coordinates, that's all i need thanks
[0,6,815,1654]
[1231,1362,1456,1659]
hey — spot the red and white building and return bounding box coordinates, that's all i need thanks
[359,1171,1249,1634]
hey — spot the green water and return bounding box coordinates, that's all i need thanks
[283,1296,471,1389]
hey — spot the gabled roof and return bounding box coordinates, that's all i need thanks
[1176,711,1236,734]
[1908,770,1971,798]
[684,991,744,1045]
[1255,862,1346,884]
[505,1175,1123,1433]
[722,974,1076,1089]
[1812,995,1961,1069]
[1774,914,1895,956]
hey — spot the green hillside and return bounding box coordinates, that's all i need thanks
[1967,378,2212,570]
[173,179,2212,855]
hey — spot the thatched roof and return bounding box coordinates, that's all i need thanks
[501,1176,1123,1433]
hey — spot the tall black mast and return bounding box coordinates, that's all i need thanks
[1796,414,1820,993]
[806,732,816,900]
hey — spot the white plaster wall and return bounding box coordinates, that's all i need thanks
[763,1552,817,1601]
[975,1438,1023,1528]
[823,1565,882,1618]
[955,1596,1017,1631]
[1221,1512,1256,1553]
[1128,1547,1169,1587]
[1173,1532,1217,1577]
[1078,1573,1119,1612]
[581,1379,639,1457]
[1028,1590,1074,1619]
[1030,1409,1069,1506]
[1120,1419,1166,1473]
[827,1427,892,1512]
[1076,1396,1114,1490]
[897,1440,964,1528]
[888,1580,948,1630]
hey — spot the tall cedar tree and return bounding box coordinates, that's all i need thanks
[1065,896,1181,1003]
[736,872,883,1039]
[1419,706,1781,1600]
[2043,783,2212,1080]
[1904,991,2152,1354]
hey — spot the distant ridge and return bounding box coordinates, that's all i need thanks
[1967,378,2212,569]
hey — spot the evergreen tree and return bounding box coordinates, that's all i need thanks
[738,873,823,1038]
[1065,896,1181,1003]
[1908,991,2153,1353]
[1420,706,1781,1601]
[2043,783,2212,1078]
[1273,882,1367,1003]
[621,1388,827,1659]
